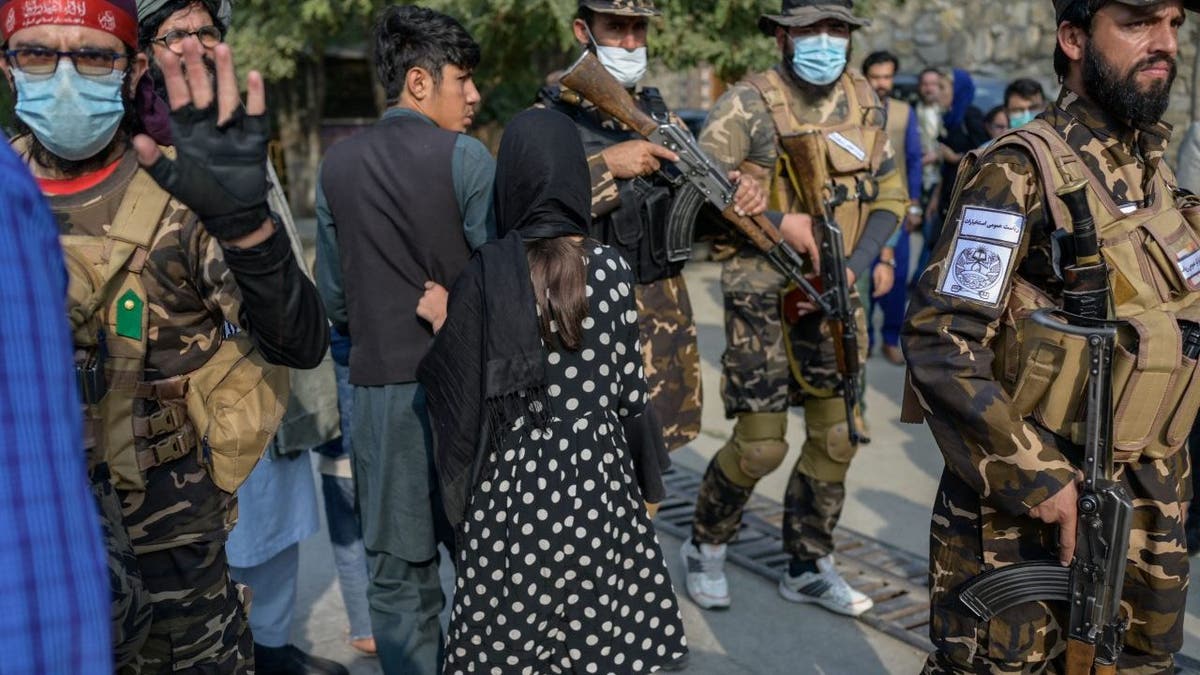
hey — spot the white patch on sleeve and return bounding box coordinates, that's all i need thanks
[939,239,1014,306]
[827,132,867,162]
[958,207,1026,245]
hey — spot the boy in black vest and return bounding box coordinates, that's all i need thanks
[315,6,494,673]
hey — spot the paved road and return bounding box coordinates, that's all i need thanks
[281,226,1200,671]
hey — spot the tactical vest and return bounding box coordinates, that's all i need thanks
[744,69,889,251]
[60,156,288,493]
[978,121,1200,462]
[884,97,910,199]
[539,85,685,284]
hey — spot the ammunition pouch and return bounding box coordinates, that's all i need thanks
[1003,281,1200,462]
[185,333,289,493]
[541,84,687,285]
[985,121,1200,464]
[595,176,683,284]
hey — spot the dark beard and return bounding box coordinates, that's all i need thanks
[1082,39,1175,128]
[14,95,139,176]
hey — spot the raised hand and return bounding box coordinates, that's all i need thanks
[133,38,272,245]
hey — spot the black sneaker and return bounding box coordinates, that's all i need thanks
[254,643,349,675]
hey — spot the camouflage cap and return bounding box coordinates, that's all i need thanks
[1053,0,1199,20]
[579,0,660,16]
[759,0,869,37]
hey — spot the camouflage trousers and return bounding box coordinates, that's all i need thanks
[925,450,1190,674]
[636,274,702,451]
[92,464,153,669]
[693,457,848,560]
[693,252,867,559]
[118,448,252,673]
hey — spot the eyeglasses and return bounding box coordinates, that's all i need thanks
[4,48,128,77]
[150,26,222,54]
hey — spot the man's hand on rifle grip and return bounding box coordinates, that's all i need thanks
[1028,477,1082,567]
[600,140,678,179]
[781,213,819,271]
[728,171,767,218]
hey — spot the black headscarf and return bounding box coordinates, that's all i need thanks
[418,109,591,529]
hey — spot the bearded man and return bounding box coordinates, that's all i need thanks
[903,0,1199,672]
[1,0,328,670]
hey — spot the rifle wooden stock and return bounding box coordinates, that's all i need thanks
[1066,639,1097,675]
[779,132,831,215]
[560,51,658,137]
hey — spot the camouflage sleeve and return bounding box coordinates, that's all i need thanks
[589,151,621,219]
[189,215,244,329]
[698,82,777,174]
[902,146,1077,517]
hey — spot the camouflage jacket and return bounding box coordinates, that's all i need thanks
[903,89,1177,517]
[48,151,243,379]
[699,65,907,293]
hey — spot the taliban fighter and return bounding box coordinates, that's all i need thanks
[682,0,907,617]
[903,0,1199,671]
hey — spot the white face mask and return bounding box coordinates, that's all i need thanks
[584,24,647,89]
[595,44,647,88]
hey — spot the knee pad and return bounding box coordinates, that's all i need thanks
[797,398,859,483]
[716,412,788,487]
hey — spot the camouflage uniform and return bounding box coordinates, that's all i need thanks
[535,31,702,452]
[45,151,254,673]
[904,89,1194,674]
[691,64,905,560]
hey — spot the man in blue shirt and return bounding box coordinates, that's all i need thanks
[0,140,111,674]
[314,7,494,673]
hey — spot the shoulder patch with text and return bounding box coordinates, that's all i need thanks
[938,206,1025,306]
[958,207,1025,244]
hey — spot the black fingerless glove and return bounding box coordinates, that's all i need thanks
[144,103,271,241]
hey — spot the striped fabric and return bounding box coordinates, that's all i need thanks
[0,142,111,673]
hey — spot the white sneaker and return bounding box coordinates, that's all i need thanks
[778,555,873,617]
[681,538,731,610]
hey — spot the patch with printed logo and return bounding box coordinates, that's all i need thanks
[940,239,1014,305]
[958,207,1025,245]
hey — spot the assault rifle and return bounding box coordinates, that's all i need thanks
[779,132,863,445]
[560,51,861,444]
[956,309,1132,675]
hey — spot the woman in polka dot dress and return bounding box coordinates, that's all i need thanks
[423,110,687,674]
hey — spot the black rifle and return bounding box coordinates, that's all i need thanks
[956,310,1132,675]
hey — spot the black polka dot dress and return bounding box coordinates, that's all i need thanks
[444,245,688,674]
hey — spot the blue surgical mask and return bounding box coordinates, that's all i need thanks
[13,61,127,161]
[790,33,850,87]
[1009,110,1038,129]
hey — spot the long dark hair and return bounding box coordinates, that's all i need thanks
[527,237,588,352]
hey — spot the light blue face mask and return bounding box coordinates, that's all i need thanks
[1008,110,1039,129]
[790,33,850,87]
[14,61,127,161]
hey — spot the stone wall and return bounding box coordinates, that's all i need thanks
[853,0,1198,154]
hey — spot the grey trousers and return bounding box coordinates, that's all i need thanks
[351,383,453,674]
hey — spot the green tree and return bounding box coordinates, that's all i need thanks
[227,0,381,213]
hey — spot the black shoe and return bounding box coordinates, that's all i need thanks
[254,643,349,675]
